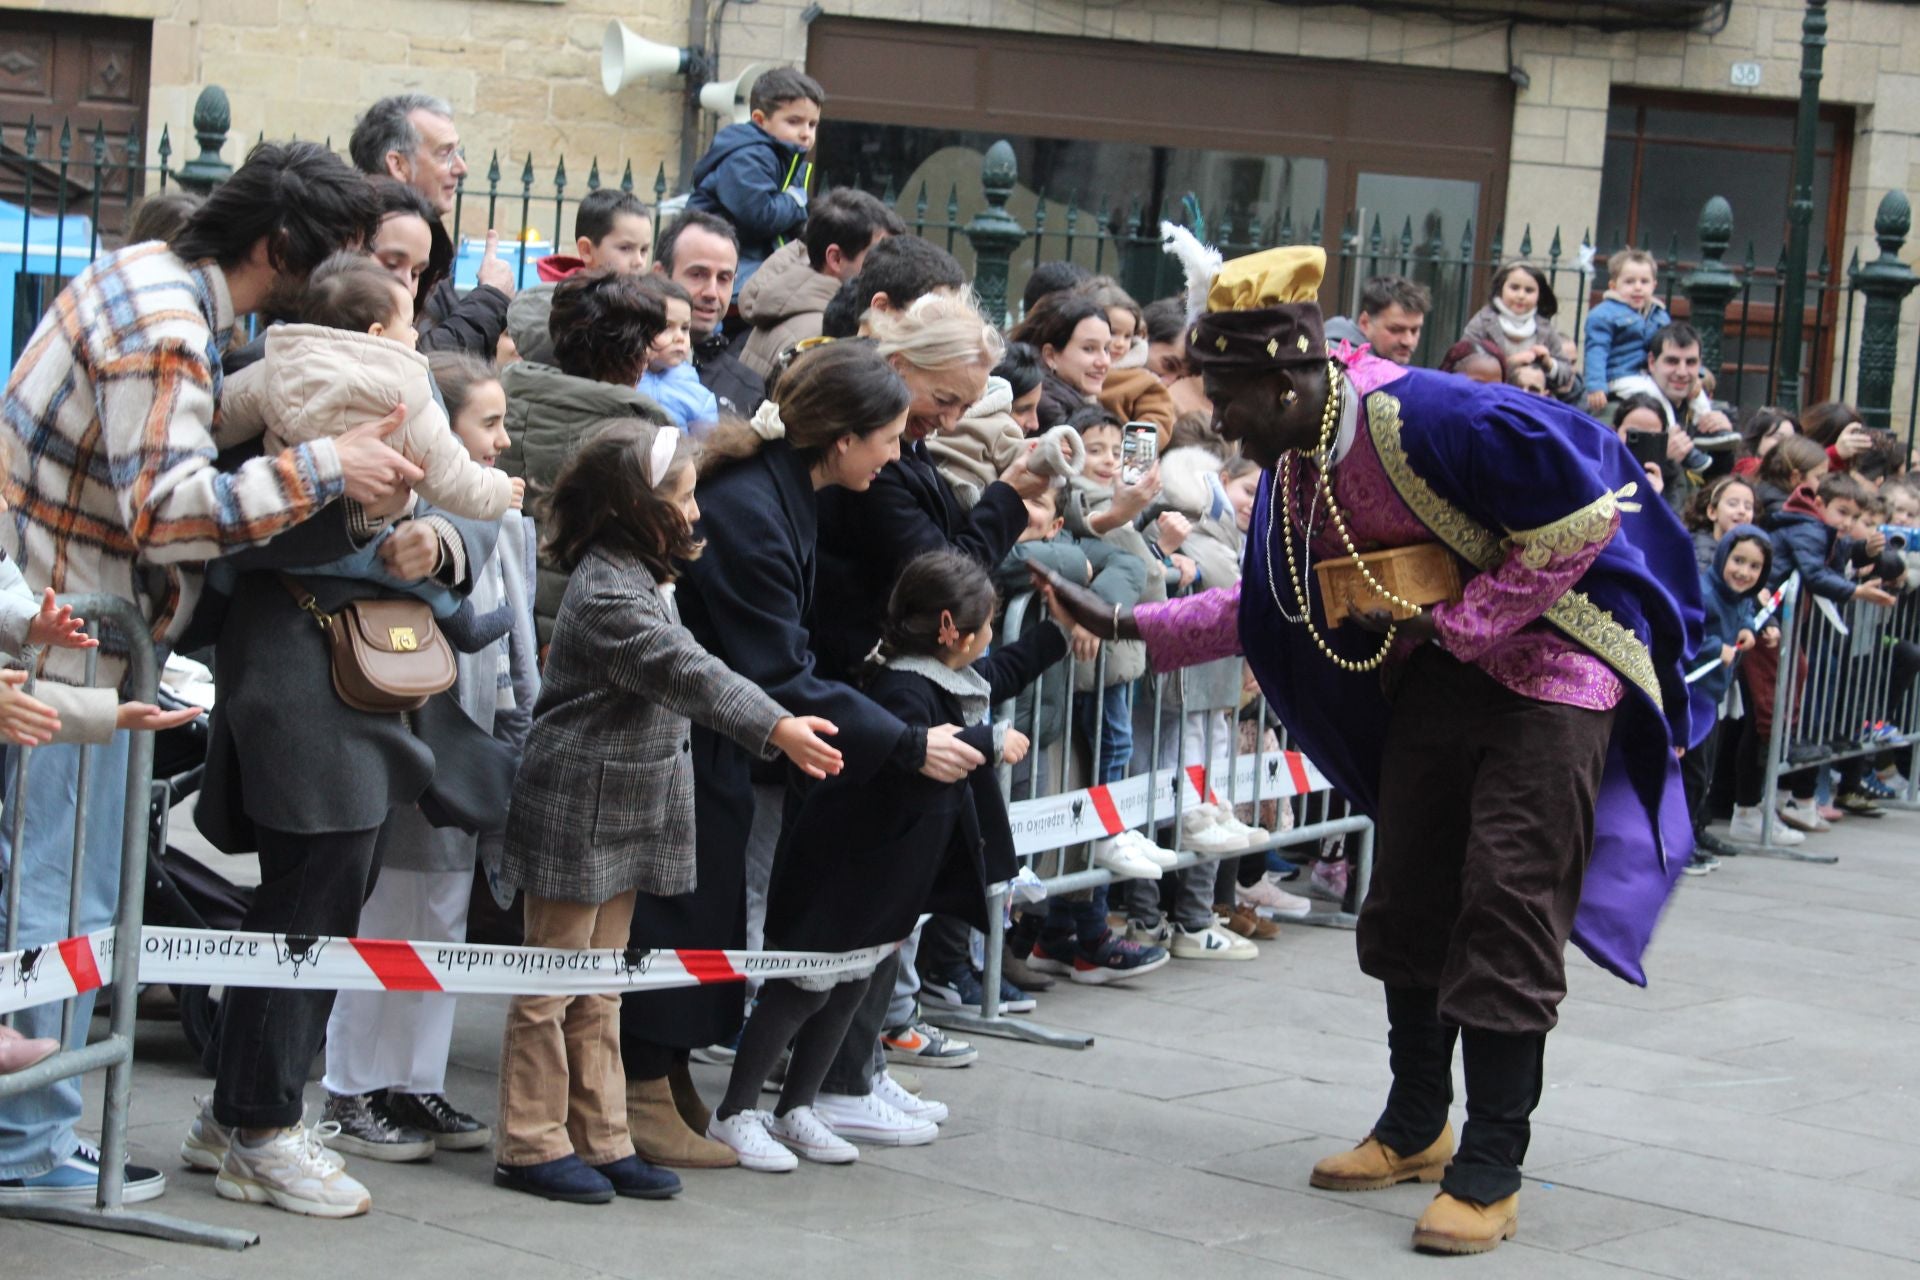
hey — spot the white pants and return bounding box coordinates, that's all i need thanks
[320,866,471,1097]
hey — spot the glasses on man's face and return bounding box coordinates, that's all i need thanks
[430,143,465,166]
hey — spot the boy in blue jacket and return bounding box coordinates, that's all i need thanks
[1583,248,1670,413]
[687,67,822,294]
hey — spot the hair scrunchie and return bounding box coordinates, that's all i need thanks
[749,400,787,442]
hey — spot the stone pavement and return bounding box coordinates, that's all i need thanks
[8,808,1920,1279]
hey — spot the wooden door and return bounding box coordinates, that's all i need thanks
[0,11,151,244]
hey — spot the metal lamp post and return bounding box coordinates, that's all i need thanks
[1774,0,1826,411]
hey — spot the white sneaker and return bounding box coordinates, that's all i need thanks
[1170,922,1259,961]
[812,1090,939,1147]
[1236,876,1314,920]
[1727,807,1804,846]
[706,1110,798,1173]
[1091,835,1163,880]
[1115,829,1179,869]
[181,1095,230,1172]
[1212,810,1272,850]
[769,1106,860,1164]
[215,1122,371,1218]
[1179,805,1246,857]
[1776,799,1828,833]
[872,1071,947,1126]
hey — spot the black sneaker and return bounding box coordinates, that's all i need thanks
[1694,830,1742,859]
[1682,852,1720,876]
[320,1091,435,1163]
[383,1090,493,1151]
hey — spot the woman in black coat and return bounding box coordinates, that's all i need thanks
[619,342,986,1168]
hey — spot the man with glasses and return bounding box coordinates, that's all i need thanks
[350,93,517,358]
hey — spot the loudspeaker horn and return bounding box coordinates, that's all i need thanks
[697,63,765,124]
[602,20,692,96]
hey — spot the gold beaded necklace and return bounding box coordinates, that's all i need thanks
[1263,361,1426,674]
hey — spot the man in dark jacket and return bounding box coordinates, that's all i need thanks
[349,93,515,358]
[655,211,766,417]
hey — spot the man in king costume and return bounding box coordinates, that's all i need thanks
[1038,241,1708,1255]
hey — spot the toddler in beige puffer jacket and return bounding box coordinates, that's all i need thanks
[216,252,522,524]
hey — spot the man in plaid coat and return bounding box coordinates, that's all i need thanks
[0,141,418,1212]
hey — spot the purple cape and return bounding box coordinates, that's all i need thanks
[1240,369,1711,985]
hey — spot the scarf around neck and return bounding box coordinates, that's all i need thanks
[1491,296,1538,342]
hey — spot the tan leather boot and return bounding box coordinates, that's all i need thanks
[666,1058,711,1135]
[1309,1123,1453,1190]
[1411,1190,1519,1254]
[626,1077,737,1169]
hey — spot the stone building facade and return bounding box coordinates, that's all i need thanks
[3,0,1917,405]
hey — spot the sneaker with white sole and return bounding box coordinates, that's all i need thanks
[1776,799,1827,833]
[873,1070,948,1125]
[1727,806,1804,846]
[812,1091,939,1146]
[706,1111,797,1173]
[882,1020,978,1068]
[1115,829,1179,869]
[1212,810,1272,850]
[1170,922,1259,961]
[216,1122,371,1218]
[1091,835,1163,880]
[181,1095,233,1172]
[0,1139,167,1205]
[1179,806,1246,857]
[1126,916,1172,946]
[1236,875,1314,919]
[770,1106,859,1164]
[320,1091,434,1163]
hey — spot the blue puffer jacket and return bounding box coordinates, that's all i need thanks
[1765,485,1865,603]
[686,122,809,291]
[1691,524,1770,706]
[1583,295,1672,394]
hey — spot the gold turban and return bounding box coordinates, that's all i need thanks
[1205,246,1327,313]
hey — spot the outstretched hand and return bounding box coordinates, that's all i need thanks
[771,715,842,780]
[27,589,96,650]
[1027,564,1137,640]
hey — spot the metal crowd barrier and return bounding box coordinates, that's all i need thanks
[1754,573,1920,862]
[0,595,254,1249]
[925,592,1374,1050]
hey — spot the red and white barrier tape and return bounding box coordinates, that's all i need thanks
[0,926,903,1018]
[1003,749,1328,855]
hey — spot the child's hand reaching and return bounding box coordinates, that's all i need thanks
[508,476,527,511]
[28,590,97,650]
[1734,628,1756,652]
[1001,727,1030,766]
[116,702,204,733]
[1156,511,1191,552]
[1585,390,1609,413]
[1070,624,1102,664]
[771,715,842,780]
[1720,643,1737,668]
[1110,462,1161,521]
[1856,580,1898,608]
[1170,553,1198,590]
[1761,625,1780,648]
[0,669,60,745]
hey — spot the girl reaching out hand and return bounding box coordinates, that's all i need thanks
[492,420,840,1206]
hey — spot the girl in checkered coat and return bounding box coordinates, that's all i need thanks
[491,420,841,1206]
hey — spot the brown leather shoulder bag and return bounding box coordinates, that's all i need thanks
[279,574,457,714]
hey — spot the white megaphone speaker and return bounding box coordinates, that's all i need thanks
[602,21,693,96]
[698,63,765,124]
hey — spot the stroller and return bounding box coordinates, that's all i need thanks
[141,682,252,1075]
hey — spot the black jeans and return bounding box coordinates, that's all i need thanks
[213,822,385,1129]
[819,952,898,1097]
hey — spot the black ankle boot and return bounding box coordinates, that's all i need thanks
[1371,986,1459,1157]
[1443,1027,1546,1205]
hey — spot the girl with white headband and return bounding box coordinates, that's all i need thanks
[491,418,843,1206]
